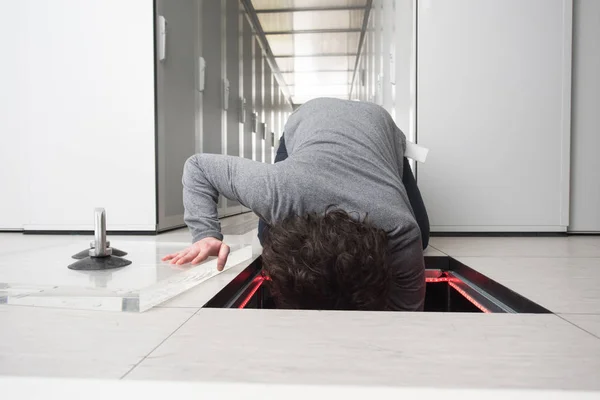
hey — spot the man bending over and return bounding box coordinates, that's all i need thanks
[163,98,429,311]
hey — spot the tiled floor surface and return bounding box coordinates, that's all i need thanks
[1,213,600,390]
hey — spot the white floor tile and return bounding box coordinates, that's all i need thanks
[0,233,80,257]
[455,257,600,313]
[4,377,600,400]
[4,218,600,389]
[220,212,259,228]
[159,228,262,308]
[430,236,600,258]
[125,309,600,390]
[221,213,259,236]
[0,305,197,378]
[0,217,260,312]
[0,240,254,310]
[159,254,260,308]
[137,228,192,243]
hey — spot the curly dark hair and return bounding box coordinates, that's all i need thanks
[261,209,392,311]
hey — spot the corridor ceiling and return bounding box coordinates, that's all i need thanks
[250,0,369,105]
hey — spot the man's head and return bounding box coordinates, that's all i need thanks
[261,209,391,311]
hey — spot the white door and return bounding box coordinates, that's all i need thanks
[417,0,572,232]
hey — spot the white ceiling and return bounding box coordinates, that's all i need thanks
[251,0,368,105]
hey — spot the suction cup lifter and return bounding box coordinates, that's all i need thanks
[68,208,132,271]
[71,208,128,260]
[90,208,111,257]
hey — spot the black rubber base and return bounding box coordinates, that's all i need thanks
[68,256,132,271]
[71,248,128,260]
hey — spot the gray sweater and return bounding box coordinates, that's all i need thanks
[183,98,425,310]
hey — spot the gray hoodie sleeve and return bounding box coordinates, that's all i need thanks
[182,153,283,243]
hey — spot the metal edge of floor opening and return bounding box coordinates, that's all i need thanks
[203,256,552,314]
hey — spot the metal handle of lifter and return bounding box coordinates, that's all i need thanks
[89,208,112,258]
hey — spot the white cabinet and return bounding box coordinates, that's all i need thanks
[417,0,573,232]
[0,0,291,232]
[569,0,600,233]
[5,0,157,232]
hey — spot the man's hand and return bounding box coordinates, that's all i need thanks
[161,237,230,271]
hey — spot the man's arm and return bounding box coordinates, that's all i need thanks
[182,153,282,243]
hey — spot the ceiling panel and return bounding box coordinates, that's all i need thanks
[268,32,360,56]
[292,84,349,97]
[291,94,348,104]
[253,0,367,10]
[258,10,364,32]
[275,56,356,72]
[257,13,293,32]
[281,71,353,86]
[251,0,368,105]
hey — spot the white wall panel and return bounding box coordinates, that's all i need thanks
[417,0,572,232]
[392,0,417,143]
[0,7,27,229]
[155,0,200,231]
[382,0,394,113]
[569,0,600,232]
[10,0,156,231]
[242,17,254,160]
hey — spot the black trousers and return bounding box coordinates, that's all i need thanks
[258,137,430,249]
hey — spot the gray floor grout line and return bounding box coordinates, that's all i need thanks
[558,312,600,315]
[428,245,449,256]
[119,308,202,380]
[555,314,600,340]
